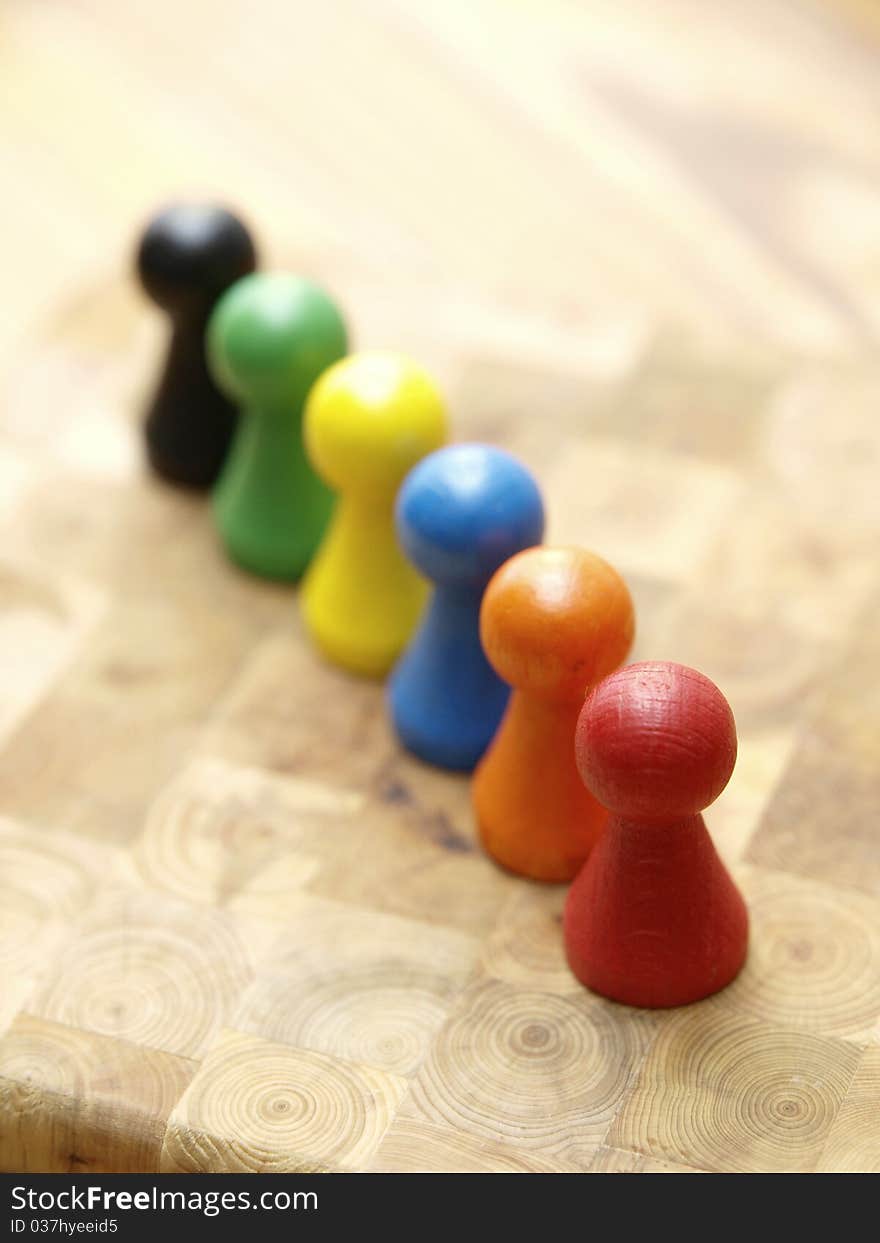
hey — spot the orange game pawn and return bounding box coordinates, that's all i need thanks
[472,546,635,882]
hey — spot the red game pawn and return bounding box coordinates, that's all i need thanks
[564,662,748,1008]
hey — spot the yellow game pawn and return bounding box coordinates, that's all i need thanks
[301,351,448,677]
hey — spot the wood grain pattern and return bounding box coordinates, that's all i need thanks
[232,896,480,1075]
[748,588,880,896]
[817,1048,880,1173]
[607,1011,862,1173]
[369,1117,580,1173]
[0,1016,195,1174]
[1,0,880,1173]
[398,977,657,1166]
[708,867,880,1043]
[161,1031,407,1173]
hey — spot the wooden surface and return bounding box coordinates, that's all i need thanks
[1,0,880,1174]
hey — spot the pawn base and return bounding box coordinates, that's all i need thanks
[563,813,749,1008]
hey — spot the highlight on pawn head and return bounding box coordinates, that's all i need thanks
[395,443,545,588]
[480,545,635,699]
[304,351,448,499]
[137,203,257,315]
[207,271,348,408]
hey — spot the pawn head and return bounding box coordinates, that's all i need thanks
[480,546,634,699]
[304,352,448,499]
[396,444,545,588]
[136,204,256,316]
[207,273,348,409]
[576,662,737,821]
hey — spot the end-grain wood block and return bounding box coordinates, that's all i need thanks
[309,784,518,939]
[587,1145,707,1174]
[689,487,880,647]
[370,748,481,850]
[161,1029,407,1173]
[205,629,396,790]
[0,598,263,843]
[233,895,480,1076]
[0,1015,195,1173]
[607,1009,861,1173]
[703,729,799,862]
[398,977,656,1169]
[5,467,294,631]
[748,601,880,896]
[126,757,364,914]
[816,1047,880,1173]
[654,598,824,732]
[705,866,880,1043]
[480,886,576,997]
[0,980,34,1045]
[29,889,273,1060]
[369,1116,580,1174]
[0,820,114,987]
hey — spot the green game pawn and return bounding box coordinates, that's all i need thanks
[207,273,348,579]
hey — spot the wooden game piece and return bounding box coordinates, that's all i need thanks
[473,546,635,881]
[564,661,749,1008]
[136,203,257,489]
[207,272,348,580]
[388,444,545,771]
[300,352,448,677]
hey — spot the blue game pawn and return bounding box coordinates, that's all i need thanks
[388,443,545,771]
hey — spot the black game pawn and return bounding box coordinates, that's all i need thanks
[136,204,257,489]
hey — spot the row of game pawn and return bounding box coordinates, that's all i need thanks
[138,203,748,1009]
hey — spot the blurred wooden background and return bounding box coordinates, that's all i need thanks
[4,0,880,376]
